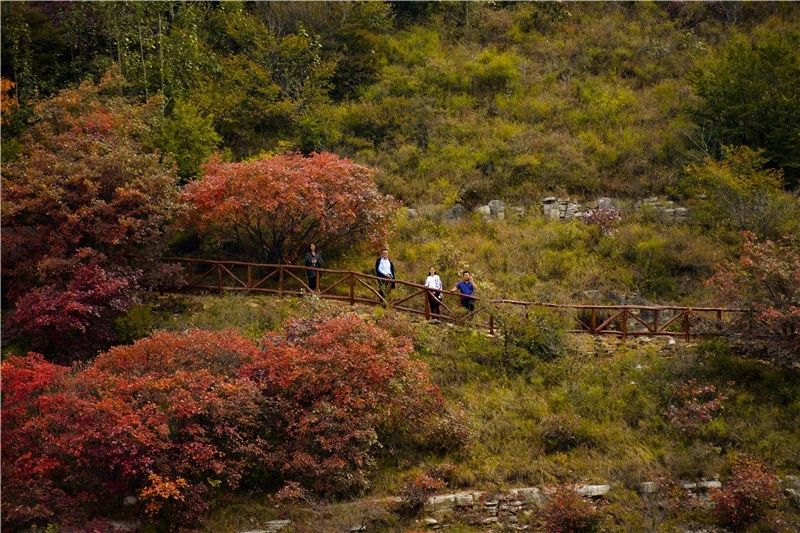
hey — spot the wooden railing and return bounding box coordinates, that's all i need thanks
[166,257,748,339]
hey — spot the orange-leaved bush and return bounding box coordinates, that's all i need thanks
[542,485,602,533]
[1,315,463,529]
[181,152,395,262]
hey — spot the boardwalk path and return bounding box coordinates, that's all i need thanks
[168,257,746,339]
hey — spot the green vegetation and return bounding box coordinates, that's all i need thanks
[4,2,799,201]
[2,1,799,530]
[142,294,797,531]
[335,210,721,303]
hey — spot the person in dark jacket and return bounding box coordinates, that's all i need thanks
[375,248,395,299]
[303,243,323,290]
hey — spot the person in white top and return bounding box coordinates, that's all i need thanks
[375,248,395,299]
[424,266,443,316]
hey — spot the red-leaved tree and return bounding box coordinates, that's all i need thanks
[182,152,395,262]
[1,71,180,357]
[1,316,464,529]
[706,232,800,368]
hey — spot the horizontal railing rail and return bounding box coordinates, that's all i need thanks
[164,257,749,339]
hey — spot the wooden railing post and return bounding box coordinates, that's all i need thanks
[315,270,320,293]
[349,273,355,306]
[217,264,224,295]
[683,311,691,340]
[489,314,494,335]
[423,289,431,320]
[590,308,597,332]
[652,309,660,333]
[247,265,253,289]
[621,308,628,340]
[278,266,284,297]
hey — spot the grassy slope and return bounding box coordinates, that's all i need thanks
[331,212,721,305]
[137,293,800,531]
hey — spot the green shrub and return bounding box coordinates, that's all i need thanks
[114,303,158,344]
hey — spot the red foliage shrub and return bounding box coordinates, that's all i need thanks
[666,379,729,437]
[1,331,265,529]
[542,486,602,533]
[244,314,463,496]
[579,206,622,235]
[182,152,394,262]
[397,473,446,517]
[2,73,179,358]
[1,317,463,529]
[706,232,800,367]
[711,456,783,528]
[6,259,134,361]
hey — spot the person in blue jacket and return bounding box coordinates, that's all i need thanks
[453,270,477,312]
[375,248,395,299]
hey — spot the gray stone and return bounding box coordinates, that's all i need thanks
[123,496,137,506]
[111,522,141,532]
[542,197,557,204]
[488,200,506,218]
[474,205,491,218]
[597,197,616,209]
[785,488,800,508]
[681,482,698,490]
[638,482,659,494]
[423,517,439,527]
[697,480,722,490]
[482,517,499,524]
[443,204,466,220]
[575,484,610,497]
[406,208,418,218]
[265,520,291,532]
[665,337,677,350]
[510,487,544,505]
[581,290,603,301]
[675,207,689,217]
[485,499,499,507]
[454,492,474,505]
[429,494,456,507]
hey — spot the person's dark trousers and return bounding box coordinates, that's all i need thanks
[428,292,441,316]
[307,272,318,291]
[461,299,475,312]
[378,275,392,299]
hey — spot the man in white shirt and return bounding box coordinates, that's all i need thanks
[374,248,395,299]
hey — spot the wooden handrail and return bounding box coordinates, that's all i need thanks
[164,257,749,337]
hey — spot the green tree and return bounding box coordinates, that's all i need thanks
[684,146,800,239]
[155,99,221,180]
[691,28,800,187]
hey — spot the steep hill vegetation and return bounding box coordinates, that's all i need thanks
[2,2,799,531]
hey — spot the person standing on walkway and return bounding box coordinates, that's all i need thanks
[424,266,443,317]
[304,243,323,290]
[453,271,477,312]
[375,248,395,299]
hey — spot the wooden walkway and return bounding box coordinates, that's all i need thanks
[167,257,747,339]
